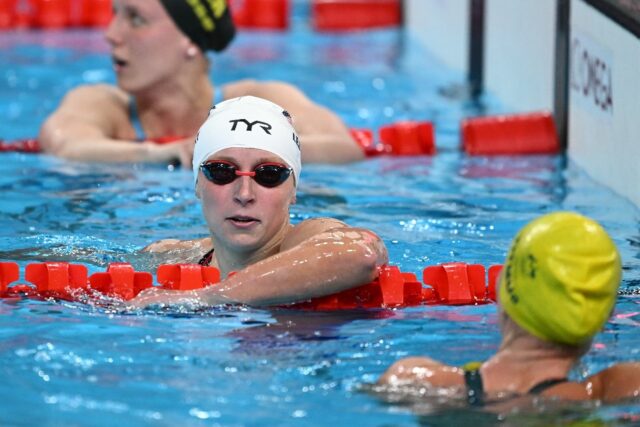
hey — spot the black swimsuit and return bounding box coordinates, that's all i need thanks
[198,248,214,266]
[463,363,568,406]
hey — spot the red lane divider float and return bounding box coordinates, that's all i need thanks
[0,0,112,30]
[229,0,289,30]
[0,118,558,158]
[351,121,436,157]
[0,261,501,309]
[379,121,436,156]
[0,111,558,157]
[312,0,402,32]
[0,139,41,153]
[462,111,559,155]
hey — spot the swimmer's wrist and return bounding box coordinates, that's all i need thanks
[199,278,239,306]
[142,142,178,164]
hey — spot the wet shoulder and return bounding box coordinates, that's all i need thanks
[59,84,128,123]
[292,217,348,234]
[281,218,347,250]
[63,84,128,109]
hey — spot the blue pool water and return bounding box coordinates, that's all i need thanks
[1,21,640,427]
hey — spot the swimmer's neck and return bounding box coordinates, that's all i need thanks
[481,336,578,394]
[212,222,293,278]
[129,74,214,137]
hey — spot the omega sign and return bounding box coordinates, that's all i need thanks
[570,33,613,115]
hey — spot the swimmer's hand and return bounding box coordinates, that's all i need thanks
[145,136,195,168]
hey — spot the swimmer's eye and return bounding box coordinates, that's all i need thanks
[118,6,147,28]
[110,5,147,28]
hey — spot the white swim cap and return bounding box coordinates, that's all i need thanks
[193,96,302,187]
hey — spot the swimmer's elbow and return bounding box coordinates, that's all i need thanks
[350,237,388,282]
[38,120,66,156]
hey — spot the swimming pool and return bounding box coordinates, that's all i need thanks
[1,17,640,427]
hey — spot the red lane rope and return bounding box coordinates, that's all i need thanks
[0,261,501,309]
[0,139,41,153]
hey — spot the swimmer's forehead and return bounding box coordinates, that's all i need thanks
[206,148,287,165]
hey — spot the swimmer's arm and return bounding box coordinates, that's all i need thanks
[225,80,364,163]
[129,219,388,308]
[139,237,213,266]
[587,362,640,402]
[377,357,465,388]
[142,237,212,254]
[39,85,193,166]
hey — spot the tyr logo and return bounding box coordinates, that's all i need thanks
[229,119,272,135]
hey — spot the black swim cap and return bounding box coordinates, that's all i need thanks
[159,0,236,52]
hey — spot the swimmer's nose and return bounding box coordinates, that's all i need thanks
[233,176,256,206]
[105,10,123,46]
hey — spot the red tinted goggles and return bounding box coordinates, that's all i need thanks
[200,160,292,188]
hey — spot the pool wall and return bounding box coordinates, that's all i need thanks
[405,0,640,209]
[568,0,640,209]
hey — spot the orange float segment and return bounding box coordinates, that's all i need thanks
[379,121,436,156]
[25,262,88,293]
[156,264,221,291]
[0,139,41,153]
[312,0,401,32]
[378,265,406,307]
[0,262,19,292]
[466,264,488,300]
[229,0,289,29]
[349,128,385,157]
[462,111,559,155]
[401,272,423,305]
[78,0,111,27]
[487,265,503,302]
[423,262,487,305]
[31,0,71,29]
[0,0,17,29]
[88,263,152,300]
[0,0,113,29]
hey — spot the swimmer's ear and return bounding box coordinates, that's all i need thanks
[186,45,199,59]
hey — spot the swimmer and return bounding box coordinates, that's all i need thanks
[39,0,364,167]
[128,96,387,308]
[378,212,640,404]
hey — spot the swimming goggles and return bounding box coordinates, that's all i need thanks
[200,160,292,188]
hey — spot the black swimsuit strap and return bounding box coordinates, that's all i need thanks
[464,367,485,406]
[528,377,569,395]
[198,248,215,266]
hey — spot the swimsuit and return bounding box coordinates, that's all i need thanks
[129,86,224,141]
[198,248,214,266]
[462,361,569,406]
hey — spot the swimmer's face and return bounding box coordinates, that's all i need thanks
[197,148,296,253]
[105,0,193,92]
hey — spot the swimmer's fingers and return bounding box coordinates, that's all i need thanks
[178,137,195,169]
[142,137,193,167]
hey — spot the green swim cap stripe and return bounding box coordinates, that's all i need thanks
[159,0,236,52]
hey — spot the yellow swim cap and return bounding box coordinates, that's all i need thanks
[499,212,621,346]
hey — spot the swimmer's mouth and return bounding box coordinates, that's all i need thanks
[112,56,127,67]
[228,216,259,223]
